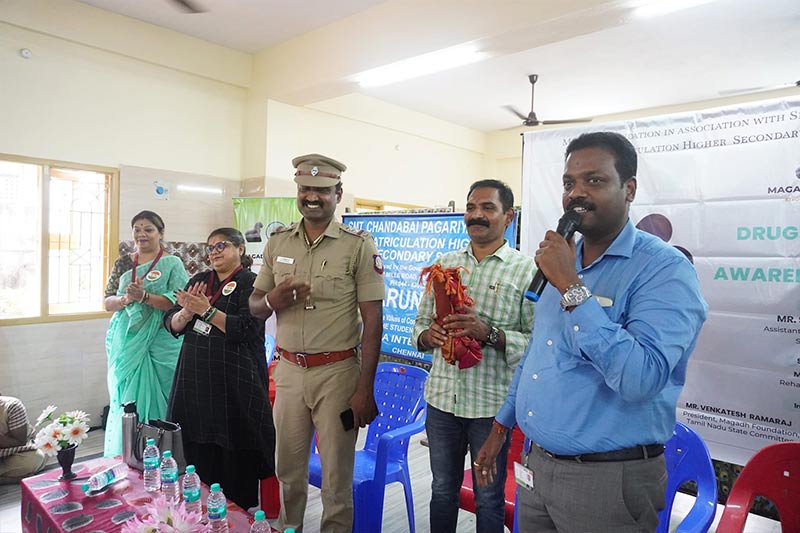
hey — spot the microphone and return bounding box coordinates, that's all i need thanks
[524,210,583,302]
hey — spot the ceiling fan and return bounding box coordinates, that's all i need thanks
[167,0,206,13]
[504,74,592,127]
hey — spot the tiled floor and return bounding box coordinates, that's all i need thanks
[0,429,783,532]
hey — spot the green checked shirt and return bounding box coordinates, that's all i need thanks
[411,241,535,419]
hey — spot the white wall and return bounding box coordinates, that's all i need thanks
[0,22,247,180]
[0,320,109,427]
[0,5,250,424]
[264,99,485,210]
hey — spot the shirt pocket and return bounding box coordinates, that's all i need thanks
[312,272,352,301]
[273,263,295,284]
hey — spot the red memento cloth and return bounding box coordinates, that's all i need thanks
[419,264,482,369]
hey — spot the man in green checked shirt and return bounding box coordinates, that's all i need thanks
[411,179,536,533]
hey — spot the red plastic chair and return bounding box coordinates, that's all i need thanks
[459,426,525,531]
[716,441,800,533]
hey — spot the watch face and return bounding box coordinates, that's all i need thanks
[561,284,591,310]
[487,326,499,346]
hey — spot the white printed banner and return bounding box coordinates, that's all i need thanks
[522,97,800,465]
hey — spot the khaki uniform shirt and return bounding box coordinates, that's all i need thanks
[254,219,385,353]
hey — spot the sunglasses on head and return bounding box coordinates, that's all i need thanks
[205,241,233,254]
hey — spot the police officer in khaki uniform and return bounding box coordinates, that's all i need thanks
[249,154,384,533]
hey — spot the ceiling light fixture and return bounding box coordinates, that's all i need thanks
[176,184,223,195]
[631,0,716,19]
[353,43,487,88]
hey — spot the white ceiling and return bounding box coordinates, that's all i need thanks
[74,0,800,132]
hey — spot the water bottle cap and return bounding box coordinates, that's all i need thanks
[81,483,89,492]
[285,529,296,533]
[163,450,172,458]
[254,510,265,520]
[146,438,155,446]
[186,465,195,473]
[122,401,137,414]
[210,483,221,492]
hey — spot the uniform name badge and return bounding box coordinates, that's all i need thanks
[193,319,212,336]
[514,461,535,491]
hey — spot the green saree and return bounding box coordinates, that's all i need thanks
[104,254,188,457]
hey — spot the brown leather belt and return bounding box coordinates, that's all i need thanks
[539,443,664,463]
[277,347,357,369]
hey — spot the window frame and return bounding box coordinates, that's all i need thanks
[0,153,119,325]
[354,197,424,213]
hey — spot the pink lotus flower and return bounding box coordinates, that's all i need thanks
[121,496,210,533]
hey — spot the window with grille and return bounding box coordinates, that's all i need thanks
[0,156,117,322]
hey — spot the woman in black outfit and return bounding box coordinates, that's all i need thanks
[165,227,274,509]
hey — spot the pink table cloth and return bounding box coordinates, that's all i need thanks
[21,456,254,532]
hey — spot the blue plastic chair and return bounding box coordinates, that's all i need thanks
[264,334,276,366]
[309,362,428,533]
[657,422,717,533]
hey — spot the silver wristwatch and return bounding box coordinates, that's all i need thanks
[485,326,500,347]
[560,283,592,311]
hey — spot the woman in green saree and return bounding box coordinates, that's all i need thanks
[103,211,188,457]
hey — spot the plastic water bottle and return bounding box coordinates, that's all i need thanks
[207,483,229,532]
[182,464,202,516]
[250,510,270,532]
[142,438,161,492]
[85,462,129,492]
[160,450,180,503]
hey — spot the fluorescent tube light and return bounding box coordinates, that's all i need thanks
[632,0,716,18]
[176,184,224,195]
[354,43,487,88]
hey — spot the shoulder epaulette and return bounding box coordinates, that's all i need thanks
[271,223,295,235]
[340,223,373,240]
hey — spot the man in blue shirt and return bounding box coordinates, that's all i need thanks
[475,131,707,532]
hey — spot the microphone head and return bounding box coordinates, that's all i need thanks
[557,209,583,235]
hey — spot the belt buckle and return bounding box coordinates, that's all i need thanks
[296,353,308,368]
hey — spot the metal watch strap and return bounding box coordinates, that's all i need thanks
[485,326,500,346]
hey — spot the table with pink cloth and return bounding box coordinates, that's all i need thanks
[21,456,254,532]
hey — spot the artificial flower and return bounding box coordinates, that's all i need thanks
[35,405,57,426]
[121,496,210,533]
[33,406,91,455]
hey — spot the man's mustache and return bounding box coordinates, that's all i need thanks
[466,219,490,227]
[565,201,593,212]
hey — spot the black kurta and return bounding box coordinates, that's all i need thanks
[165,268,274,508]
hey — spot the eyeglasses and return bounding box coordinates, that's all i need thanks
[205,241,233,254]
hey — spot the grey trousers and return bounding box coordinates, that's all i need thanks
[516,444,667,533]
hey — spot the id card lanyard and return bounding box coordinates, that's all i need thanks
[131,247,164,283]
[205,265,243,306]
[193,265,242,336]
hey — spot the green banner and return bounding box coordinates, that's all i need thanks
[233,197,301,273]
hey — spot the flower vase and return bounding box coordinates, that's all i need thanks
[57,444,78,481]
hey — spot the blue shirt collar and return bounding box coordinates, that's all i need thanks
[576,218,635,268]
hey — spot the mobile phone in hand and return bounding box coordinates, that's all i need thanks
[340,408,355,431]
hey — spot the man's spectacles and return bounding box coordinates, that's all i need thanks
[205,241,232,254]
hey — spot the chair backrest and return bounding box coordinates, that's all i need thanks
[363,362,428,463]
[657,422,717,533]
[717,441,800,533]
[264,334,276,366]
